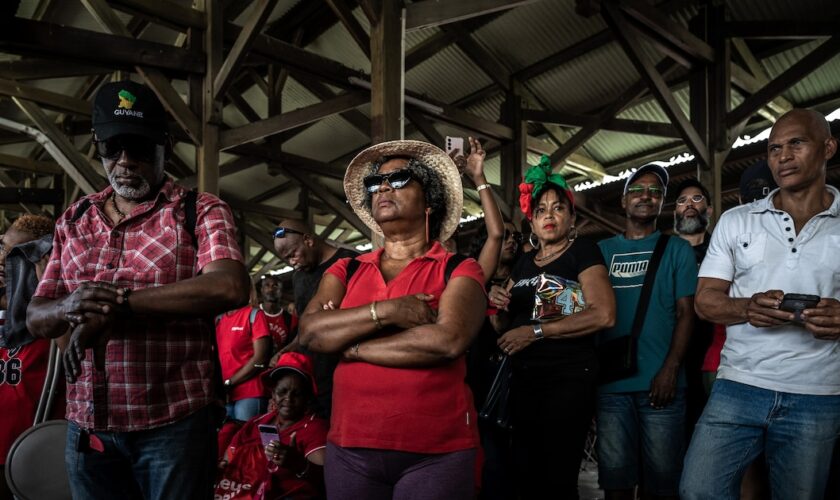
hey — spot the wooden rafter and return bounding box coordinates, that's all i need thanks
[0,19,204,74]
[604,3,710,167]
[324,0,371,59]
[213,0,279,99]
[404,0,539,31]
[728,36,840,128]
[280,168,369,236]
[219,92,369,150]
[522,109,680,138]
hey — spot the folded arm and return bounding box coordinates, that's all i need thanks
[347,276,486,368]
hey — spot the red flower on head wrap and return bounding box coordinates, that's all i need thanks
[518,155,575,220]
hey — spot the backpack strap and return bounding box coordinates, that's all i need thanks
[443,253,468,283]
[184,189,198,249]
[69,199,92,223]
[344,258,361,286]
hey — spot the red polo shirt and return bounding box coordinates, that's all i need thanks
[325,242,484,453]
[216,306,271,401]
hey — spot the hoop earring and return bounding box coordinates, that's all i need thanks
[425,208,431,243]
[528,233,540,249]
[568,226,578,242]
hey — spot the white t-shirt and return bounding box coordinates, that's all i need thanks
[699,186,840,395]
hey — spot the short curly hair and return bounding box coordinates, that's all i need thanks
[363,156,447,240]
[10,214,54,239]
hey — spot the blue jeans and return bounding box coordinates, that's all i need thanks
[596,390,686,496]
[65,405,217,500]
[225,397,268,421]
[680,379,840,500]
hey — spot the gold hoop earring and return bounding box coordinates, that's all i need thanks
[568,226,578,242]
[528,233,540,249]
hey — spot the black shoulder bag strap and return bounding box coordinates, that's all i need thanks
[629,234,670,340]
[344,252,469,286]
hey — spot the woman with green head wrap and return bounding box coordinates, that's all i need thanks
[487,155,616,499]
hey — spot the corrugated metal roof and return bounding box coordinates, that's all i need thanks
[763,40,840,104]
[526,43,640,114]
[471,0,606,73]
[406,44,494,104]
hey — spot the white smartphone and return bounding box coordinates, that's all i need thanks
[445,136,464,157]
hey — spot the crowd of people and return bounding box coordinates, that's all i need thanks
[0,79,838,500]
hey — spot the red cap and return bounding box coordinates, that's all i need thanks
[267,352,317,396]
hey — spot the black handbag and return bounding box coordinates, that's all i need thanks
[598,234,670,384]
[478,354,513,430]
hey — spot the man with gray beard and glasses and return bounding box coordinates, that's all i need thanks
[27,81,250,499]
[673,178,713,264]
[672,178,714,440]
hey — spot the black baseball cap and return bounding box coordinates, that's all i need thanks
[92,81,167,143]
[739,160,778,203]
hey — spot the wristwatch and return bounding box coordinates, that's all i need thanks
[532,324,544,340]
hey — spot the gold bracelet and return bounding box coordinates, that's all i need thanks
[370,301,383,329]
[476,183,491,192]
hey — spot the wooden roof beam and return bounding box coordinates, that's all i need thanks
[725,20,840,39]
[0,78,90,116]
[219,91,369,150]
[108,0,204,30]
[214,0,279,100]
[728,36,840,128]
[0,154,63,175]
[324,0,371,59]
[13,98,104,194]
[0,19,205,74]
[522,108,681,138]
[604,3,709,167]
[618,0,714,63]
[404,0,539,32]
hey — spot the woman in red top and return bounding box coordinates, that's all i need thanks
[299,140,487,500]
[215,352,327,499]
[216,299,272,421]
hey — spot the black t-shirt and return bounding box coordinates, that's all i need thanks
[292,246,359,419]
[293,247,360,315]
[506,237,605,364]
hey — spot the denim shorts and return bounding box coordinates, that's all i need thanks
[596,390,686,496]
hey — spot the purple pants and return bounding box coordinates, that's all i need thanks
[325,442,476,500]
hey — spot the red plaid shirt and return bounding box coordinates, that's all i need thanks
[35,180,243,431]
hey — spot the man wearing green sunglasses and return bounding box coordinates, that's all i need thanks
[596,163,698,500]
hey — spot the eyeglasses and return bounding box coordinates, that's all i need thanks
[94,136,160,163]
[676,194,706,206]
[626,185,665,198]
[362,169,415,194]
[273,227,306,239]
[504,229,523,244]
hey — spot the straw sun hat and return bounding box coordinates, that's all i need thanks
[344,140,463,241]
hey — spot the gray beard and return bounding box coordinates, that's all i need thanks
[109,173,151,200]
[674,212,708,235]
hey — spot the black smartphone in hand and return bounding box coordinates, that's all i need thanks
[779,293,820,322]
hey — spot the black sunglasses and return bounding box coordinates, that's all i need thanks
[363,169,415,194]
[94,136,160,163]
[273,227,306,239]
[504,229,523,244]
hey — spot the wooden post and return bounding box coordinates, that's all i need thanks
[500,82,526,228]
[197,0,222,195]
[370,0,404,144]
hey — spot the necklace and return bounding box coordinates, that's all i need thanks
[534,239,571,262]
[111,192,127,221]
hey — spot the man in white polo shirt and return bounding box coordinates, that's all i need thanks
[680,109,840,500]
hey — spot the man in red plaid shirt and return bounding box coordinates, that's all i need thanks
[26,81,250,499]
